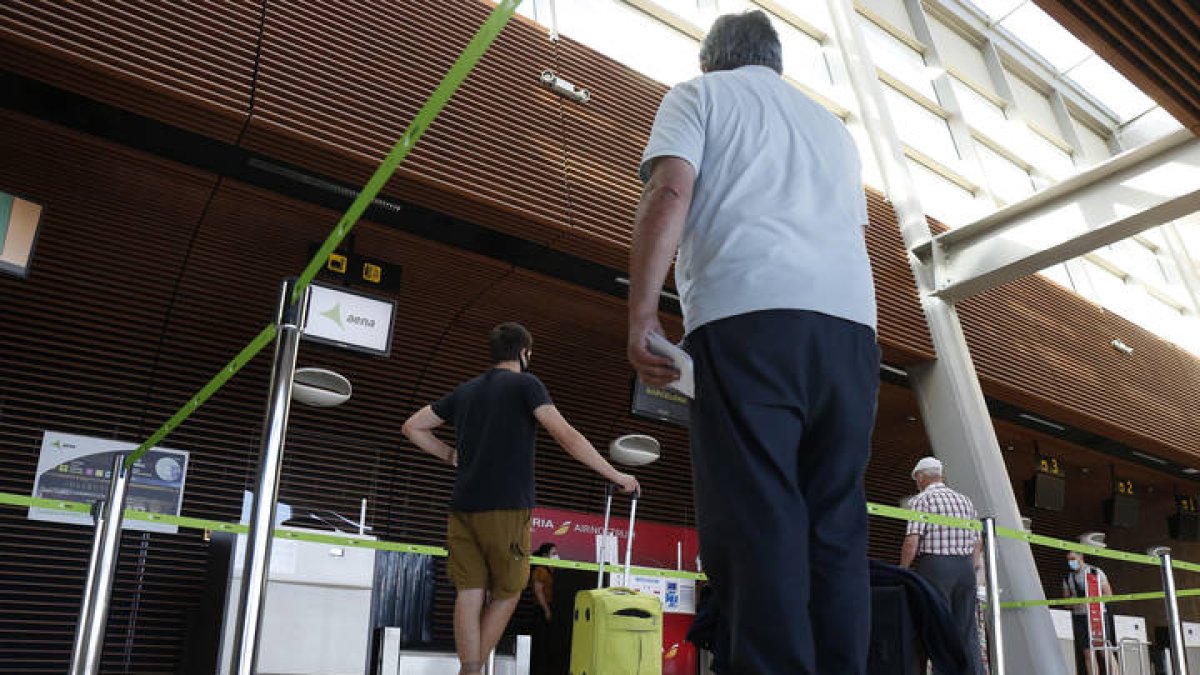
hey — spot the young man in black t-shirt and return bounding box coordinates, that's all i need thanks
[403,322,640,675]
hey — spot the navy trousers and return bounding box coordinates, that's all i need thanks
[687,310,880,675]
[914,555,985,675]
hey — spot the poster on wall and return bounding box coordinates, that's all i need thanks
[28,431,190,534]
[608,572,697,615]
[530,506,701,573]
[631,378,690,428]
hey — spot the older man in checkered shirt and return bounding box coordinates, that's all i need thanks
[900,456,985,675]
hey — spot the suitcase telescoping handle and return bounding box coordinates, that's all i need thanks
[623,488,638,582]
[596,485,615,588]
[596,483,640,588]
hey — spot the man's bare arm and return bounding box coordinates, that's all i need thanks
[534,404,639,494]
[628,157,696,386]
[900,533,921,569]
[401,406,456,466]
[533,579,551,619]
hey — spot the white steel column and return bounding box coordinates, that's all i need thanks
[1161,220,1200,315]
[824,1,1064,672]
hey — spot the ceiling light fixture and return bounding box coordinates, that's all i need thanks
[1130,450,1168,466]
[540,70,590,104]
[1018,412,1067,432]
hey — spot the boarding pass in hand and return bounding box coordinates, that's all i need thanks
[645,332,694,399]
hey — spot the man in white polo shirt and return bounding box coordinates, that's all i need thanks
[626,10,879,674]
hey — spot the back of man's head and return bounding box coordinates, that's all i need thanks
[489,322,532,363]
[916,469,942,481]
[911,456,943,480]
[699,11,783,75]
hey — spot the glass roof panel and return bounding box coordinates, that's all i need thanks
[967,0,1025,20]
[997,2,1091,71]
[1065,56,1158,122]
[962,0,1165,124]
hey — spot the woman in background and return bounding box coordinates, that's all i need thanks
[530,543,563,674]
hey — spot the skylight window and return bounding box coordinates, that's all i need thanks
[997,3,1090,72]
[963,0,1162,124]
[1065,56,1158,123]
[652,0,712,28]
[968,0,1024,21]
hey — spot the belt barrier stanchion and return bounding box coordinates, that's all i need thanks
[68,454,132,675]
[1152,546,1189,675]
[231,281,310,675]
[68,473,113,674]
[981,516,1005,675]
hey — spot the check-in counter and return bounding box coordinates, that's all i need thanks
[376,632,530,675]
[218,527,377,675]
[1184,621,1200,675]
[1113,614,1151,675]
[1049,608,1078,674]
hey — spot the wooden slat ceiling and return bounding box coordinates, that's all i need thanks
[958,266,1200,465]
[1034,0,1200,133]
[0,0,259,141]
[1,0,1196,471]
[0,5,1198,668]
[2,18,1200,663]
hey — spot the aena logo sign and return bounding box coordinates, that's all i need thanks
[303,283,394,356]
[321,303,344,329]
[318,302,376,331]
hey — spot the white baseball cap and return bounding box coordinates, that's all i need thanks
[911,456,943,479]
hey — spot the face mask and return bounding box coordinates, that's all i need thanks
[1068,559,1081,571]
[519,352,531,373]
[549,553,559,560]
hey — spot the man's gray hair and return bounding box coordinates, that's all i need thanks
[699,11,783,75]
[916,468,943,479]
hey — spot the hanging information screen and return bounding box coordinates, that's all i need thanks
[29,431,190,533]
[302,283,396,357]
[631,378,690,428]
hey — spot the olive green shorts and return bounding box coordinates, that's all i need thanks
[446,509,531,599]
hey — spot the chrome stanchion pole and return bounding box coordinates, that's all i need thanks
[68,499,106,675]
[982,517,1005,675]
[1152,546,1188,675]
[231,280,310,675]
[70,454,132,675]
[623,492,638,582]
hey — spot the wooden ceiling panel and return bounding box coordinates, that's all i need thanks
[1,0,1195,473]
[1035,0,1200,132]
[0,0,260,141]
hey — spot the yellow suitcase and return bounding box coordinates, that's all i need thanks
[569,488,663,675]
[569,587,662,675]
